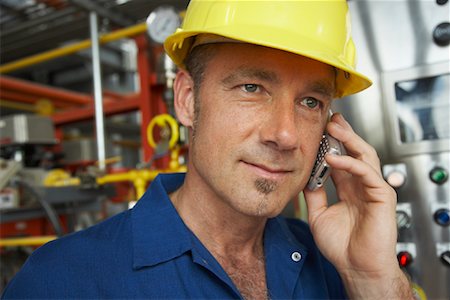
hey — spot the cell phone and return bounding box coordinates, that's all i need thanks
[307,133,344,191]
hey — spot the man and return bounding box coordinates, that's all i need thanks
[3,0,413,299]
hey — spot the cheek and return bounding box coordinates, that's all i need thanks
[298,121,327,165]
[192,105,238,156]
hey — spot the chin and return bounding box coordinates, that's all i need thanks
[242,198,286,219]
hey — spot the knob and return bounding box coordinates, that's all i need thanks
[429,167,448,184]
[396,210,411,229]
[440,251,450,266]
[436,0,448,5]
[434,208,450,226]
[433,22,450,47]
[397,251,413,267]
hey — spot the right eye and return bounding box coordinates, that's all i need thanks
[241,84,260,93]
[299,97,322,110]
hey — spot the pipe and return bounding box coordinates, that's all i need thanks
[0,22,147,74]
[0,236,57,247]
[89,12,106,171]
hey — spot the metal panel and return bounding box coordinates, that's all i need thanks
[0,115,57,145]
[333,1,450,298]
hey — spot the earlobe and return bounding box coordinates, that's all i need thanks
[173,70,195,128]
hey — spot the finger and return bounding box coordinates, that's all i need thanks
[326,153,385,190]
[327,114,381,175]
[303,187,328,222]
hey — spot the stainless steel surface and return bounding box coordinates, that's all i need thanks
[0,115,57,145]
[334,1,450,298]
[90,11,106,171]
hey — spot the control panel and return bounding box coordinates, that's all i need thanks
[383,155,449,298]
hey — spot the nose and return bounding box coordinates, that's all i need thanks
[259,100,300,151]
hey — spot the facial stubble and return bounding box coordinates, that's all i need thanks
[254,178,277,195]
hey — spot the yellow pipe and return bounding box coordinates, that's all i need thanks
[0,23,147,74]
[44,145,186,198]
[46,177,82,187]
[0,235,56,247]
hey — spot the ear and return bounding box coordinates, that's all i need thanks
[173,69,195,128]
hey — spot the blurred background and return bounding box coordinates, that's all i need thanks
[0,0,448,298]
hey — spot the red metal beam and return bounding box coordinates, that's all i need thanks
[51,98,141,125]
[0,90,72,108]
[135,35,154,162]
[0,75,91,105]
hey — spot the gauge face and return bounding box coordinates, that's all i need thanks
[146,6,181,44]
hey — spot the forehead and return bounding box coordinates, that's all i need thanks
[204,43,336,93]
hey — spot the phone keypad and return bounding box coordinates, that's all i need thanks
[311,135,330,176]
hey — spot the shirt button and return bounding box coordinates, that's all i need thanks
[291,251,302,262]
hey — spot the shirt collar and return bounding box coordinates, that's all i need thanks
[131,173,191,269]
[131,173,309,281]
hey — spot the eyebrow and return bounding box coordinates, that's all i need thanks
[221,66,336,98]
[221,67,280,86]
[309,81,336,99]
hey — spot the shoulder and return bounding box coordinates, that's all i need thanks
[2,210,132,299]
[39,208,132,257]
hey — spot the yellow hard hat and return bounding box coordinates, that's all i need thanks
[164,0,372,98]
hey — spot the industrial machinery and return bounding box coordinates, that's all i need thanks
[0,113,186,291]
[333,0,449,298]
[0,2,188,291]
[0,114,115,289]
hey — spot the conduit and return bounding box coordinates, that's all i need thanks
[0,22,147,74]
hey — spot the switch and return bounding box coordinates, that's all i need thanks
[397,251,413,267]
[383,163,407,188]
[429,166,448,185]
[441,251,450,267]
[386,171,406,188]
[396,211,411,229]
[396,202,412,229]
[434,208,450,226]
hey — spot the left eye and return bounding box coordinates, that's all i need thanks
[242,84,259,93]
[300,97,320,109]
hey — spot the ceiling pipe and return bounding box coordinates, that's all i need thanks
[0,22,147,74]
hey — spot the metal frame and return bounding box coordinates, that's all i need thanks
[381,61,450,157]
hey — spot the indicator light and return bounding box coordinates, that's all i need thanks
[429,167,448,185]
[386,171,406,188]
[434,208,450,227]
[397,251,413,267]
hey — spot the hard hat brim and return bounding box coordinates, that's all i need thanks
[165,29,372,98]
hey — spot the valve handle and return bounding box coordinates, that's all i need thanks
[147,114,179,150]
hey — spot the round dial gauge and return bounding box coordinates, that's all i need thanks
[146,6,181,44]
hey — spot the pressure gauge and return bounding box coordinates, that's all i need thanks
[146,6,181,44]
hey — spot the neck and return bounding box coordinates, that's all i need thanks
[169,174,267,258]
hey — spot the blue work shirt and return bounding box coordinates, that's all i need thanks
[3,173,346,299]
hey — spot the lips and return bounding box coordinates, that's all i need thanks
[241,160,293,178]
